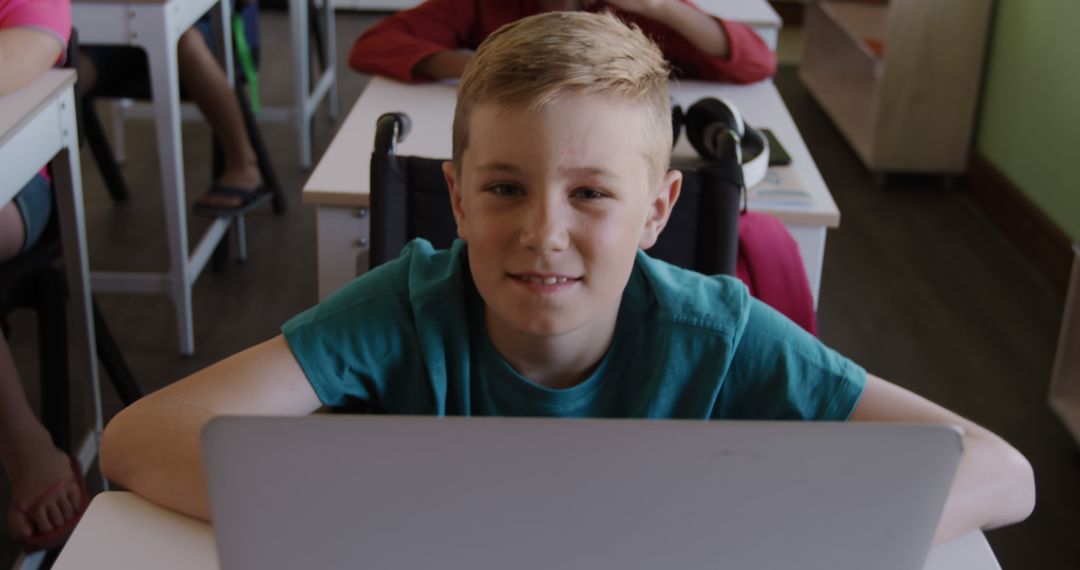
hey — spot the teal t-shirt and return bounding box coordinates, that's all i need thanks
[282,239,866,420]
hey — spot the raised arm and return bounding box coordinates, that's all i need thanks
[99,335,322,521]
[606,0,776,83]
[850,374,1035,544]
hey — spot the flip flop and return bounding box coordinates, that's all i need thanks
[193,183,272,218]
[10,454,90,552]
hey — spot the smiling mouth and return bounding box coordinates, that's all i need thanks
[509,274,581,285]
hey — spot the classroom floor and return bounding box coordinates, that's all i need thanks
[2,10,1078,569]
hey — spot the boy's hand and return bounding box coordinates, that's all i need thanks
[415,50,472,81]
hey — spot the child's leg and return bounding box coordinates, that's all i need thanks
[176,27,263,208]
[0,336,83,542]
[0,203,25,261]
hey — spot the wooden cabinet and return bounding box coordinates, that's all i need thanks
[799,0,992,174]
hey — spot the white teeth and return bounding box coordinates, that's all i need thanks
[519,275,570,285]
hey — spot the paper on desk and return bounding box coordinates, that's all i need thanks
[748,167,812,208]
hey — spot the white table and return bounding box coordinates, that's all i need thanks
[302,76,840,304]
[54,491,1003,569]
[74,0,240,355]
[335,0,782,50]
[102,0,338,170]
[0,68,103,512]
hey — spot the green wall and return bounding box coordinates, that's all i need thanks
[976,0,1080,241]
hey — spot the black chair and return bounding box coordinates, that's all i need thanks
[368,112,744,275]
[0,205,142,453]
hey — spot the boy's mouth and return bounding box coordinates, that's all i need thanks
[508,273,581,286]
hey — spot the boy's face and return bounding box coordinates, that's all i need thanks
[444,94,681,342]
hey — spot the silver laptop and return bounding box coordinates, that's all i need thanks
[203,416,962,570]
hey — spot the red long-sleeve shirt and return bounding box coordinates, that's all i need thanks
[349,0,776,84]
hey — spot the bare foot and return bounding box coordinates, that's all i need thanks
[196,165,264,209]
[6,438,85,544]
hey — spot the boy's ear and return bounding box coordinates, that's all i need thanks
[443,161,468,241]
[639,169,682,250]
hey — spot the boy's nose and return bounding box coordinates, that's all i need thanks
[519,198,569,252]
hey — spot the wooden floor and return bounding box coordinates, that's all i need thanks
[2,10,1078,568]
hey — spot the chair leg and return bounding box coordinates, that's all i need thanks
[308,0,327,77]
[83,98,131,202]
[35,269,70,453]
[235,85,287,215]
[92,300,142,406]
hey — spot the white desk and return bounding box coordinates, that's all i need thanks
[74,0,239,355]
[0,69,103,493]
[335,0,782,50]
[103,0,338,169]
[54,491,1003,569]
[302,76,840,303]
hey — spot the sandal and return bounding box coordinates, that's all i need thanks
[10,454,90,552]
[193,183,272,218]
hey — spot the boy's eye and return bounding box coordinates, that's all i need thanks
[486,183,524,197]
[572,187,606,200]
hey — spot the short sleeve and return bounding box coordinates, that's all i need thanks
[714,298,866,420]
[0,0,71,64]
[282,257,415,408]
[281,240,464,411]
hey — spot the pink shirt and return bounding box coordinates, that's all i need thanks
[0,0,71,64]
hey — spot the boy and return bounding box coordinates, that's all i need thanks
[100,11,1034,545]
[349,0,776,84]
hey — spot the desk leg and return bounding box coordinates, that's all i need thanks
[323,0,338,122]
[139,13,195,355]
[50,89,105,465]
[290,0,312,169]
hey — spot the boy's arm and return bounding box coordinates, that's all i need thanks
[347,0,478,82]
[99,335,322,521]
[849,374,1035,544]
[0,28,64,96]
[607,0,776,83]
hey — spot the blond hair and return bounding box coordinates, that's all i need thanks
[452,11,672,180]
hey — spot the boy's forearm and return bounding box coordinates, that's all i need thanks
[850,375,1035,542]
[413,50,472,80]
[100,335,322,521]
[100,394,215,521]
[637,0,731,59]
[932,427,1035,544]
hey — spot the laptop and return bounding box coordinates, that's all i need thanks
[202,416,962,570]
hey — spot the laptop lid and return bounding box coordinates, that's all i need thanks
[203,416,962,570]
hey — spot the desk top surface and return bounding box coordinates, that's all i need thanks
[55,492,1001,570]
[0,69,75,147]
[304,77,839,227]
